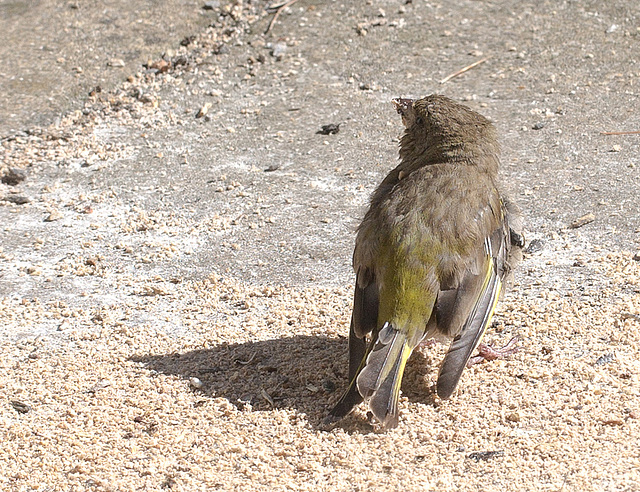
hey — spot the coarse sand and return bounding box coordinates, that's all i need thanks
[2,253,639,491]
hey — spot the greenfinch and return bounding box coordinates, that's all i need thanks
[326,95,523,429]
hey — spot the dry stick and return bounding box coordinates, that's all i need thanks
[439,57,489,84]
[265,0,300,35]
[600,130,640,135]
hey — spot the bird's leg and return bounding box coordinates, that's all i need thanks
[467,336,519,367]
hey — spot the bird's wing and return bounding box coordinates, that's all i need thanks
[435,222,509,399]
[351,267,379,340]
[324,267,379,425]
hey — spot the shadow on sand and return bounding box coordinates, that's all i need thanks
[132,335,438,430]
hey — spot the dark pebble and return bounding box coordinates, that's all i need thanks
[202,1,220,10]
[467,450,504,461]
[322,379,336,393]
[595,353,615,366]
[172,55,189,67]
[216,44,230,55]
[1,167,27,185]
[532,122,545,130]
[11,400,31,414]
[181,35,196,46]
[4,195,30,205]
[524,238,544,254]
[317,123,341,135]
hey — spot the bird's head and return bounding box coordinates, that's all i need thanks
[393,94,498,164]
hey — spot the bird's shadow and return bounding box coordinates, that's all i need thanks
[131,335,438,431]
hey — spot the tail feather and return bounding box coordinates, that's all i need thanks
[356,323,413,429]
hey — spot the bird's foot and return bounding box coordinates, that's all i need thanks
[467,336,519,367]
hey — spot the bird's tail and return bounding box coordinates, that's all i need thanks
[356,322,414,429]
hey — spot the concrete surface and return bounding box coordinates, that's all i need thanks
[0,0,213,135]
[2,0,639,304]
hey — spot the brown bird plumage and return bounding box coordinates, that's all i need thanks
[326,95,523,429]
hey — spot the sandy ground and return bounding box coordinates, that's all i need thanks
[2,257,640,491]
[2,1,640,491]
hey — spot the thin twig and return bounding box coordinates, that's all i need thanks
[600,130,640,135]
[439,57,489,84]
[265,0,300,35]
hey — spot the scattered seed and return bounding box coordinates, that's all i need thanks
[196,102,212,118]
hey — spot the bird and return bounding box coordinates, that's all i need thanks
[325,95,523,429]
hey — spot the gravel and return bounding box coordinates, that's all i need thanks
[2,254,639,490]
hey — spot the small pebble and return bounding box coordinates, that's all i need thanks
[506,412,521,423]
[569,212,595,229]
[322,379,336,393]
[272,42,287,60]
[107,58,126,68]
[45,211,63,222]
[595,353,615,366]
[317,123,341,135]
[190,377,204,389]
